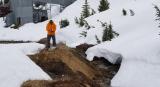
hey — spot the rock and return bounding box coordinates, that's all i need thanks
[37,38,47,44]
[76,43,94,52]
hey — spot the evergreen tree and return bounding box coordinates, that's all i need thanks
[107,23,119,41]
[84,20,91,29]
[74,17,79,24]
[98,0,110,12]
[129,9,135,16]
[154,5,160,27]
[91,9,96,15]
[95,35,101,44]
[59,19,70,28]
[80,31,87,37]
[102,23,109,41]
[79,14,85,27]
[82,0,90,18]
[102,22,119,41]
[75,0,93,27]
[122,9,127,16]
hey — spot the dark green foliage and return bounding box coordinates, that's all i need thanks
[101,22,119,41]
[82,0,91,18]
[75,17,79,24]
[75,15,92,28]
[59,19,70,28]
[79,15,85,27]
[122,9,127,16]
[154,5,160,27]
[91,9,96,15]
[98,0,110,12]
[80,31,87,37]
[84,20,91,29]
[75,0,95,28]
[97,20,106,27]
[95,35,101,44]
[129,9,135,16]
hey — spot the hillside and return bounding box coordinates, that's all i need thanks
[0,0,160,87]
[0,43,51,87]
[56,0,160,86]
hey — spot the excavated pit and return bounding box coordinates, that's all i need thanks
[24,43,120,87]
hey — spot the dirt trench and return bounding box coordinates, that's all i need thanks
[24,43,120,87]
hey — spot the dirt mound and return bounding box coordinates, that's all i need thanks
[27,43,120,87]
[37,38,47,44]
[30,43,101,79]
[76,43,94,52]
[21,80,98,87]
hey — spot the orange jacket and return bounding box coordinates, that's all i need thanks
[46,22,56,35]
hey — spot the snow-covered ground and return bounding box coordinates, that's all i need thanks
[0,43,51,87]
[0,0,160,87]
[0,4,61,42]
[85,0,160,87]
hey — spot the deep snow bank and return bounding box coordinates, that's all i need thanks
[0,43,51,87]
[85,0,160,87]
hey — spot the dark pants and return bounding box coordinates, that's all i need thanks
[46,35,56,48]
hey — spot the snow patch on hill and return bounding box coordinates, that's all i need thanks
[0,43,51,87]
[85,0,160,87]
[1,0,160,86]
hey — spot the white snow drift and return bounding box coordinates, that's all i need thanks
[0,0,160,87]
[0,43,51,87]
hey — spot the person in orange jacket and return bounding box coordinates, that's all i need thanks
[46,20,56,49]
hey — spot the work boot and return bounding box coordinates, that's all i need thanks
[53,43,56,47]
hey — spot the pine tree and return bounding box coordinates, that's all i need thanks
[91,9,96,15]
[79,14,85,27]
[82,0,90,18]
[129,9,135,16]
[84,20,91,29]
[75,17,79,24]
[122,9,127,16]
[80,31,87,37]
[98,0,110,12]
[102,22,119,41]
[59,19,70,28]
[107,23,119,41]
[95,35,101,44]
[154,5,160,27]
[102,23,109,41]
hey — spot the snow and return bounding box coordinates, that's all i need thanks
[47,4,60,19]
[0,0,99,45]
[85,0,160,87]
[0,5,61,42]
[112,59,160,87]
[0,0,160,86]
[53,0,160,86]
[0,43,51,87]
[86,47,122,64]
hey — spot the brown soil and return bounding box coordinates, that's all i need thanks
[25,43,120,87]
[21,80,96,87]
